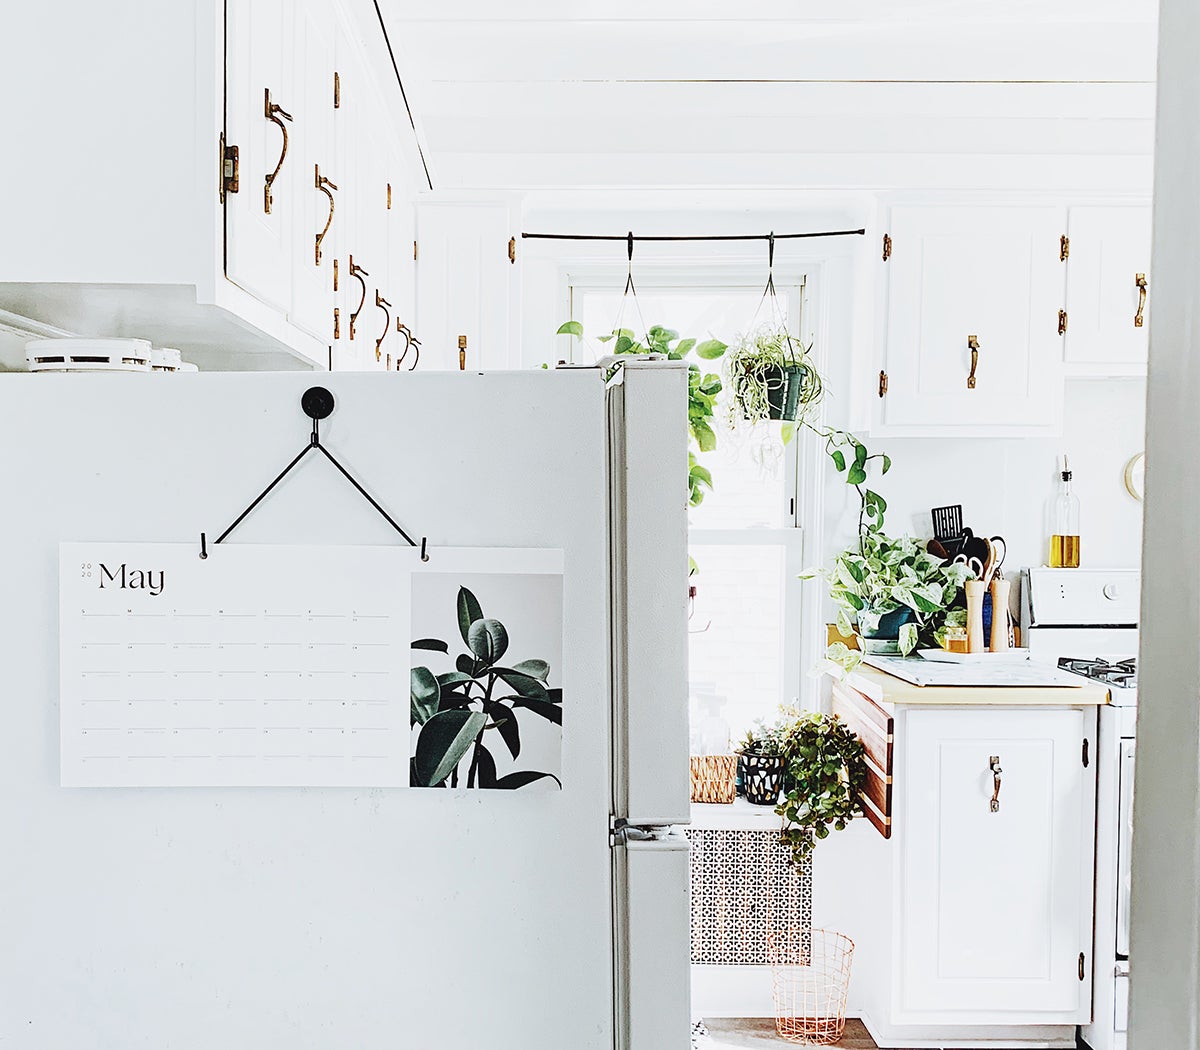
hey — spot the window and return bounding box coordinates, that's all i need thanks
[568,278,809,745]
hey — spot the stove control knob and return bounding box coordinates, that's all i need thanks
[1103,582,1121,600]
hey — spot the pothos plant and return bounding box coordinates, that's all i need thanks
[773,711,868,865]
[557,321,726,507]
[410,586,562,790]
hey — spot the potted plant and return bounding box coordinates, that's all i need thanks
[737,721,789,805]
[724,324,823,425]
[809,530,974,658]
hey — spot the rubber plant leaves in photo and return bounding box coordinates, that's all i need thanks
[411,586,562,790]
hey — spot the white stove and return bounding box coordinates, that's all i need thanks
[1021,569,1137,1050]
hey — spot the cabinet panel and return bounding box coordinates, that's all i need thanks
[901,707,1092,1018]
[288,0,337,346]
[1064,205,1152,368]
[881,205,1065,431]
[225,0,293,313]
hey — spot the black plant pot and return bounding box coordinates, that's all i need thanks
[742,753,785,806]
[765,364,805,421]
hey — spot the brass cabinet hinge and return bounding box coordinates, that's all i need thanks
[1083,738,1090,767]
[413,240,418,261]
[878,370,889,397]
[387,182,392,210]
[882,234,892,261]
[508,236,516,264]
[1060,234,1070,262]
[219,134,239,201]
[1058,309,1068,335]
[333,307,341,340]
[334,71,341,109]
[1078,952,1086,981]
[332,258,339,292]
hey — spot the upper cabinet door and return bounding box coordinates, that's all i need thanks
[225,0,293,313]
[901,707,1094,1021]
[1064,205,1152,371]
[287,0,337,346]
[880,204,1066,434]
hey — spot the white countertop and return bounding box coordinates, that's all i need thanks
[690,797,783,832]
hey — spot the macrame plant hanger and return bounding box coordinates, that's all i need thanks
[752,232,800,367]
[610,231,654,352]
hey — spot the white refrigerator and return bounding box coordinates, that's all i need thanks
[0,362,691,1049]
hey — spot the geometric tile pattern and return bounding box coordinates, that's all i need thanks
[688,828,813,966]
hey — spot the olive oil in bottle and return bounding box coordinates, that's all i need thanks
[1049,455,1081,568]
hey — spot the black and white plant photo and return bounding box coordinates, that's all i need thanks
[410,571,564,791]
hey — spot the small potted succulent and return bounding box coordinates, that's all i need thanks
[738,721,789,805]
[724,324,823,425]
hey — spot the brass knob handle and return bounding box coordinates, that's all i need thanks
[1135,273,1148,328]
[314,164,337,265]
[263,88,293,215]
[967,334,980,390]
[989,755,1002,813]
[348,256,369,340]
[374,291,392,361]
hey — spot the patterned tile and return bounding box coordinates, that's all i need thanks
[688,828,813,966]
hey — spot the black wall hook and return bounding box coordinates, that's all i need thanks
[201,387,418,551]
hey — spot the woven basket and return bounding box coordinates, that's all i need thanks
[690,755,737,804]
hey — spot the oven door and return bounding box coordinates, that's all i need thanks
[1116,738,1135,958]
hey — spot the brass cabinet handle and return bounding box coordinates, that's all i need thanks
[263,88,293,214]
[1135,273,1148,328]
[314,164,337,265]
[396,322,420,371]
[989,755,1002,813]
[374,291,392,361]
[967,334,980,389]
[348,255,369,340]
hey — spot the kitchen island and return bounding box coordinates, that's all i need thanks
[827,661,1107,1049]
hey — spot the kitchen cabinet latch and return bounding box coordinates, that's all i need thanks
[1079,952,1086,980]
[219,134,239,201]
[882,234,892,261]
[989,755,1002,813]
[1058,309,1068,335]
[878,370,888,398]
[1060,235,1070,262]
[1082,738,1090,767]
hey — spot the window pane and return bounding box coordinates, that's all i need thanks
[687,543,788,747]
[575,286,797,529]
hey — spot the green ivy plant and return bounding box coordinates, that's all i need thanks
[557,321,726,506]
[774,711,868,865]
[410,586,562,790]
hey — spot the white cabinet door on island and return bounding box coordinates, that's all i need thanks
[877,204,1066,436]
[901,708,1095,1019]
[833,667,1103,1049]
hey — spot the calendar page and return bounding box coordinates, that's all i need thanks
[60,543,417,787]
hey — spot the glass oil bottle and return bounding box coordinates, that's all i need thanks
[1049,455,1081,568]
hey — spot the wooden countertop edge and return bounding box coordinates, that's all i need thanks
[839,663,1111,707]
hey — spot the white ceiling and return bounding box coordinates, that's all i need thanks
[376,0,1160,193]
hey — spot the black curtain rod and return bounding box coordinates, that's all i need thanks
[520,229,866,243]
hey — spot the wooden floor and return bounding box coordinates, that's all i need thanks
[705,1017,877,1048]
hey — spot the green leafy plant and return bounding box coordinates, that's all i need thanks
[724,324,822,426]
[557,321,726,506]
[773,711,868,865]
[410,586,562,790]
[738,719,791,759]
[804,530,973,656]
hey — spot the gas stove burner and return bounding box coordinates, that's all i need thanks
[1058,656,1138,688]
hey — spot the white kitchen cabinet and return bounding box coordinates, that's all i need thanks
[877,204,1067,436]
[0,0,421,371]
[1063,205,1152,373]
[901,708,1093,1017]
[415,202,518,371]
[842,681,1099,1048]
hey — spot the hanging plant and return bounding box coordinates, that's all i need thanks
[724,324,823,426]
[557,321,726,507]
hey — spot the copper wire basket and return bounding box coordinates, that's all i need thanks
[767,928,855,1045]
